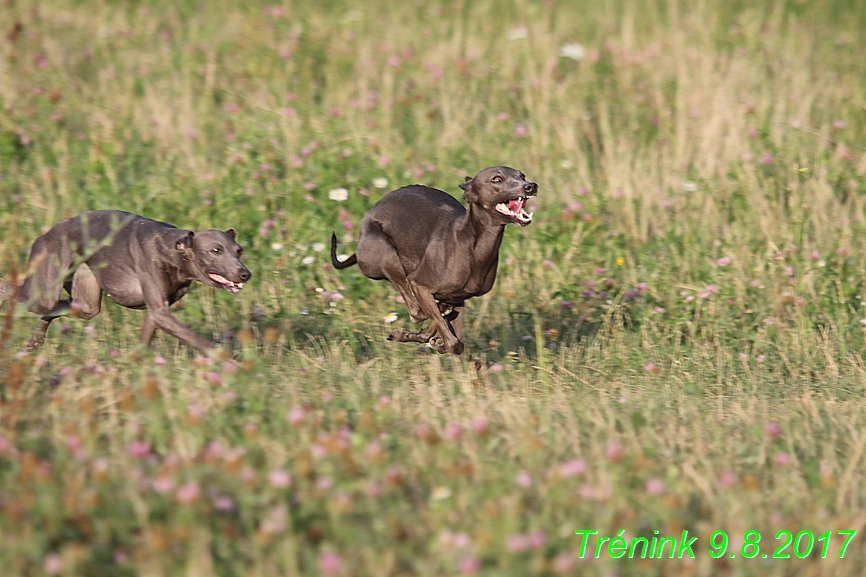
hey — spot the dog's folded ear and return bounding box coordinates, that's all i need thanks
[459,176,478,202]
[175,231,195,251]
[224,228,237,240]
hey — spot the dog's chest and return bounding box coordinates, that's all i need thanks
[97,271,187,309]
[435,260,498,301]
[102,281,147,309]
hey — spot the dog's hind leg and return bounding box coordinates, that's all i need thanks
[26,289,69,350]
[25,318,53,351]
[446,303,465,342]
[69,264,103,320]
[356,226,428,323]
[24,265,102,351]
[18,237,72,315]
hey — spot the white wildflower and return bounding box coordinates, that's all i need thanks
[682,181,697,192]
[328,187,348,202]
[271,242,283,251]
[559,42,585,61]
[372,177,389,189]
[301,256,315,265]
[506,27,528,40]
[311,242,325,252]
[430,486,452,501]
[383,312,398,323]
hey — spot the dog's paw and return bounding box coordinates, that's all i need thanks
[388,328,414,343]
[451,340,465,356]
[428,336,447,354]
[25,334,46,352]
[429,336,464,355]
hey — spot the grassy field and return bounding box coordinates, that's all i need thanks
[2,0,866,575]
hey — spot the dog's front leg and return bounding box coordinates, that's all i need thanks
[386,276,428,323]
[143,306,216,353]
[410,284,464,355]
[141,280,215,353]
[427,303,466,355]
[140,315,157,347]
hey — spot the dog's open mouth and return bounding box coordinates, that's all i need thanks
[207,272,244,293]
[495,197,534,226]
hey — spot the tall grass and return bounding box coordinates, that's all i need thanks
[1,0,866,575]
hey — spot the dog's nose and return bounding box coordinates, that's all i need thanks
[239,269,252,282]
[524,182,537,195]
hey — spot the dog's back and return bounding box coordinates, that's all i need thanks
[45,210,170,253]
[360,185,465,259]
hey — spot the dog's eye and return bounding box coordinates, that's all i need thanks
[491,176,503,183]
[237,249,243,257]
[212,247,222,254]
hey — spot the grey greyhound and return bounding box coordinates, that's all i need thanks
[330,166,537,355]
[0,210,251,353]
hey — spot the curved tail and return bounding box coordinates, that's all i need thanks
[330,232,358,270]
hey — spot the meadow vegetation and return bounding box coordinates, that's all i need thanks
[1,0,866,575]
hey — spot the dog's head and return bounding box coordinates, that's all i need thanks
[176,228,251,293]
[459,166,537,226]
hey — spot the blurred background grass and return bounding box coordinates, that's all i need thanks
[2,0,866,575]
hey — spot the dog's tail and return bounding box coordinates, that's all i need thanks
[330,232,358,270]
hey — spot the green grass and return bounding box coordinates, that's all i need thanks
[2,0,866,575]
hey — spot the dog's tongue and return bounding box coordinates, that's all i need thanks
[508,198,524,213]
[208,272,243,293]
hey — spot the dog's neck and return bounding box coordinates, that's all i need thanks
[174,250,201,284]
[460,203,506,259]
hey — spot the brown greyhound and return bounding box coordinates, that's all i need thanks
[331,166,537,355]
[0,210,251,353]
